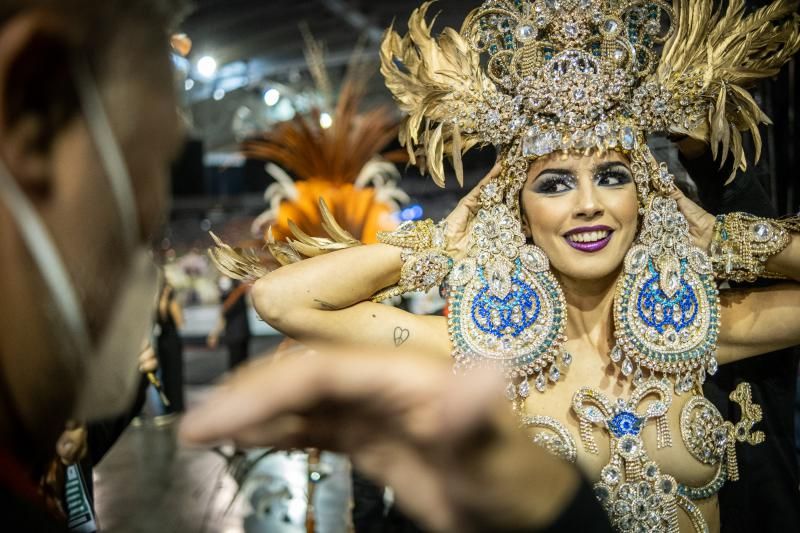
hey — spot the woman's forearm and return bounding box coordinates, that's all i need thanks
[765,232,800,282]
[252,243,402,323]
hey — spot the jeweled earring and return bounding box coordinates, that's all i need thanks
[612,147,720,394]
[447,167,569,408]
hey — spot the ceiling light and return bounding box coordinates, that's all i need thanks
[263,88,281,107]
[319,112,333,129]
[213,88,225,101]
[197,55,217,78]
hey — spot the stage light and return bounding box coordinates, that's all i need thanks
[319,112,333,129]
[263,88,281,106]
[399,204,424,221]
[184,79,195,91]
[197,55,217,78]
[213,88,225,101]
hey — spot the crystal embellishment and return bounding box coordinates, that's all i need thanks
[516,24,535,41]
[621,357,634,376]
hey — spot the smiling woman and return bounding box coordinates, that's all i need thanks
[521,152,640,282]
[209,1,800,531]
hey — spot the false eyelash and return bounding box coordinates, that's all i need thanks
[596,170,633,186]
[535,174,576,194]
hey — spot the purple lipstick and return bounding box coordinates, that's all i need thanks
[564,225,613,253]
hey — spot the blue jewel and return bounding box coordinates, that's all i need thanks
[607,411,643,437]
[636,260,698,334]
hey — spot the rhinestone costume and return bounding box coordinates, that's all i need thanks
[379,1,797,530]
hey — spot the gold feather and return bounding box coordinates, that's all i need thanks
[318,198,359,245]
[380,1,494,188]
[207,232,269,282]
[659,0,800,176]
[451,123,464,187]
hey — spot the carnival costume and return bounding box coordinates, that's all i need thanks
[209,1,800,531]
[372,1,800,531]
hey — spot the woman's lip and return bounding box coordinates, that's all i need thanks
[565,233,612,252]
[563,225,613,237]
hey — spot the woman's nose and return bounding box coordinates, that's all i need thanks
[573,181,604,219]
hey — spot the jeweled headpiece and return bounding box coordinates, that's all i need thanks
[381,0,800,186]
[380,0,799,397]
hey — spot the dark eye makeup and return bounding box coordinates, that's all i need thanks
[531,163,632,194]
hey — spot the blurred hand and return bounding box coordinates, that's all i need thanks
[443,164,502,261]
[56,421,88,465]
[179,349,579,532]
[138,345,158,374]
[669,186,716,252]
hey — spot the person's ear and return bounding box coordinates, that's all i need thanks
[520,213,532,240]
[0,12,76,198]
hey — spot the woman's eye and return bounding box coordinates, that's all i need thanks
[535,175,574,194]
[597,171,631,186]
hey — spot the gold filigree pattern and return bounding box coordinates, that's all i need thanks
[380,0,800,186]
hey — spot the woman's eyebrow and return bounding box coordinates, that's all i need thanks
[595,161,630,173]
[534,168,574,181]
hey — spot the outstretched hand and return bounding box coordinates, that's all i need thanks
[443,163,502,261]
[179,349,580,532]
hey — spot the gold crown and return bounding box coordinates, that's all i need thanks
[381,0,800,186]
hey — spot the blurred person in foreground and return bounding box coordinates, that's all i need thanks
[0,0,185,529]
[180,350,613,533]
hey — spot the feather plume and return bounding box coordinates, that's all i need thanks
[207,232,269,282]
[658,0,800,175]
[245,30,408,243]
[380,2,496,187]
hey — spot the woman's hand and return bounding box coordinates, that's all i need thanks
[443,164,501,261]
[670,186,716,252]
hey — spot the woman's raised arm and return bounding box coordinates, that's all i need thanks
[252,243,450,357]
[715,232,800,364]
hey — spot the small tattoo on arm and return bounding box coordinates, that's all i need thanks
[393,327,410,347]
[314,299,339,311]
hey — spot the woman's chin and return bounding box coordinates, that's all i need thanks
[550,250,626,282]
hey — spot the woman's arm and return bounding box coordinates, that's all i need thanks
[716,234,800,363]
[169,299,185,329]
[763,232,800,281]
[251,167,499,357]
[717,282,800,364]
[252,243,450,357]
[673,186,800,364]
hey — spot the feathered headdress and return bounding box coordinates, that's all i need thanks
[381,0,800,186]
[210,34,411,280]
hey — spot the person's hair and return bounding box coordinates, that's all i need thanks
[0,0,189,147]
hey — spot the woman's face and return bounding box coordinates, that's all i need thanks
[520,150,639,281]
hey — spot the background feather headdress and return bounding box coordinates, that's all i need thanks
[210,33,411,280]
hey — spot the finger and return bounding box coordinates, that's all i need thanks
[179,350,448,444]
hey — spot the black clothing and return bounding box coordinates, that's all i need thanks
[222,281,251,370]
[156,291,184,412]
[681,150,800,532]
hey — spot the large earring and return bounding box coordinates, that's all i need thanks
[612,147,720,393]
[446,163,568,408]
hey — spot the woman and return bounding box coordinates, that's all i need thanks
[215,1,800,531]
[156,282,185,414]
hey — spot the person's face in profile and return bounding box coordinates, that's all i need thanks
[0,11,183,446]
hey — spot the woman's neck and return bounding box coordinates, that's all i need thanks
[556,268,621,351]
